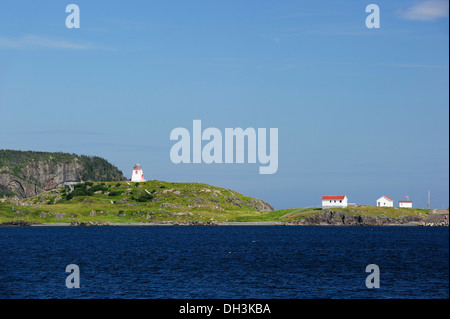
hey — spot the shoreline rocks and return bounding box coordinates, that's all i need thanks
[418,221,449,227]
[69,221,112,226]
[1,212,448,227]
[284,211,427,226]
[0,220,35,226]
[172,221,218,226]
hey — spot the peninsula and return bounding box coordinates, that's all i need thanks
[0,179,444,226]
[0,149,446,226]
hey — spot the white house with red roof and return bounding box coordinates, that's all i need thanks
[322,195,348,208]
[399,200,412,208]
[376,195,393,207]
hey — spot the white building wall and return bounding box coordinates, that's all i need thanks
[377,196,393,207]
[322,197,348,209]
[399,201,412,208]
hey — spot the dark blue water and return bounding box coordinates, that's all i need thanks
[0,226,448,299]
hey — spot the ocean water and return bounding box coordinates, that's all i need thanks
[0,226,448,299]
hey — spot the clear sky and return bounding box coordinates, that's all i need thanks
[0,0,448,209]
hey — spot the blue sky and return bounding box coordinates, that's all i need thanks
[0,0,448,209]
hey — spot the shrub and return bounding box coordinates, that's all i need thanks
[135,193,154,202]
[108,190,123,197]
[90,184,107,193]
[71,187,93,197]
[74,183,86,189]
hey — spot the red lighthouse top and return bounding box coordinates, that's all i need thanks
[133,163,142,170]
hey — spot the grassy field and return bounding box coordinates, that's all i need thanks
[0,180,433,224]
[0,180,276,224]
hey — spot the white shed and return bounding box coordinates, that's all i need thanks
[399,200,412,208]
[322,195,348,209]
[377,195,393,207]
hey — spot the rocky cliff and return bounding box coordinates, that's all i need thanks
[0,150,126,198]
[285,210,424,226]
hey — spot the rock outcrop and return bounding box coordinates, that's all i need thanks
[0,150,126,199]
[226,196,274,212]
[418,213,449,227]
[70,221,112,226]
[286,211,424,226]
[248,199,274,212]
[0,174,41,198]
[0,220,35,226]
[0,162,83,198]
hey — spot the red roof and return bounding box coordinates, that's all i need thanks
[383,195,393,201]
[399,200,412,203]
[322,195,346,200]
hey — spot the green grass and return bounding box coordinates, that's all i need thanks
[0,180,274,224]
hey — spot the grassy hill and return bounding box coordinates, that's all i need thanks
[0,180,275,224]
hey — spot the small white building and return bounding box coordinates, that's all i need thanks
[131,163,146,182]
[322,195,348,209]
[376,195,393,207]
[399,200,412,208]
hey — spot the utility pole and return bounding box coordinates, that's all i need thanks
[428,190,430,209]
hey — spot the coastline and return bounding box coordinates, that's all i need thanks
[28,221,285,226]
[0,221,439,227]
[2,210,449,227]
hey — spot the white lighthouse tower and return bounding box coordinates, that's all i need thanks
[131,163,145,182]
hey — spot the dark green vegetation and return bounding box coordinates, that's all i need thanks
[0,150,76,171]
[0,185,15,198]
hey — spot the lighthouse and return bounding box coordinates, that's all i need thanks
[131,163,146,182]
